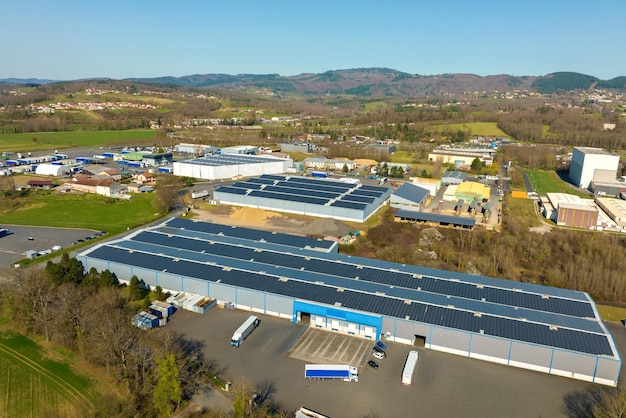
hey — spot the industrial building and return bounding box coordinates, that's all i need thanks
[302,157,357,171]
[441,170,467,185]
[569,147,620,190]
[390,183,430,211]
[279,142,315,153]
[595,197,626,228]
[410,177,441,197]
[35,163,70,177]
[173,154,293,181]
[395,210,476,229]
[541,193,612,229]
[77,217,621,386]
[428,148,495,167]
[213,174,391,223]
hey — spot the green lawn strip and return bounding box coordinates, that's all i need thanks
[596,305,626,323]
[0,331,96,414]
[0,193,161,232]
[504,196,541,228]
[0,130,155,152]
[524,169,562,193]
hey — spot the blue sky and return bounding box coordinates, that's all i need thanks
[2,0,625,80]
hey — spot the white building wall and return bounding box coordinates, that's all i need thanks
[570,148,619,189]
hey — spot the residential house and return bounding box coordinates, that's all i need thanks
[64,176,120,197]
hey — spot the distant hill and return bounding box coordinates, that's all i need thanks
[0,78,60,85]
[530,72,599,93]
[3,69,625,97]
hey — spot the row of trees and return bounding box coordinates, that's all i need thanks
[0,254,210,416]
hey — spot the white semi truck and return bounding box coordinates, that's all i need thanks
[231,315,259,347]
[401,350,419,385]
[304,364,359,382]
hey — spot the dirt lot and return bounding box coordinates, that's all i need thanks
[188,205,358,238]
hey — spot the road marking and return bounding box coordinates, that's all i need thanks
[261,337,274,351]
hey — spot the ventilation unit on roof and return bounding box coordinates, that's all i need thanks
[173,258,179,262]
[305,256,311,260]
[404,300,411,305]
[249,258,254,262]
[417,287,422,291]
[405,315,410,320]
[479,329,484,334]
[315,281,324,285]
[222,266,231,271]
[413,274,422,279]
[520,317,527,321]
[259,239,266,242]
[162,269,167,272]
[474,312,482,317]
[167,234,173,237]
[542,294,550,299]
[375,292,385,296]
[390,268,398,272]
[357,265,363,269]
[128,250,134,253]
[481,297,486,302]
[278,277,288,282]
[450,278,460,282]
[254,248,262,252]
[448,304,455,308]
[476,284,484,289]
[513,288,522,292]
[337,288,344,292]
[216,279,221,283]
[300,267,305,270]
[549,325,558,331]
[334,302,342,307]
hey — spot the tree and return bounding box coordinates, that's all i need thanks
[471,157,483,172]
[153,354,182,416]
[154,174,183,213]
[128,275,145,300]
[342,164,349,173]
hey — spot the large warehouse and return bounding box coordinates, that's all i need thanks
[213,174,392,223]
[173,154,293,181]
[569,147,620,190]
[78,217,621,386]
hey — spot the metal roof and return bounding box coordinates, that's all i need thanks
[80,218,616,357]
[392,183,430,204]
[395,209,476,228]
[176,154,284,167]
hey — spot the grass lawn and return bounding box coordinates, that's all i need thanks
[428,122,509,138]
[504,196,541,228]
[596,305,626,323]
[0,130,156,153]
[524,169,591,197]
[0,192,163,233]
[0,330,97,416]
[364,101,388,111]
[389,150,416,164]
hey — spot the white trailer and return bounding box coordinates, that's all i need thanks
[231,315,259,347]
[401,350,419,385]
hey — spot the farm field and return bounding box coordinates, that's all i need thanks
[0,130,155,153]
[429,121,509,138]
[0,192,162,233]
[0,331,96,417]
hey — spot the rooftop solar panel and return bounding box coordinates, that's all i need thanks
[83,245,614,356]
[214,186,249,195]
[248,190,329,205]
[330,201,368,210]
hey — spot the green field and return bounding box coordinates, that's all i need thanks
[0,192,163,232]
[363,101,388,111]
[429,122,509,138]
[0,331,96,417]
[524,169,590,197]
[0,130,156,153]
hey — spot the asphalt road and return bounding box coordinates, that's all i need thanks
[169,308,601,418]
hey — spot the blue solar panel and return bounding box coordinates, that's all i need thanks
[84,244,614,356]
[351,189,385,197]
[246,177,277,185]
[230,181,263,190]
[330,201,367,210]
[340,194,376,203]
[248,190,329,205]
[260,174,288,181]
[262,184,340,200]
[214,186,249,195]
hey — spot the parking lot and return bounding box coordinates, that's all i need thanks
[168,308,595,418]
[0,224,103,268]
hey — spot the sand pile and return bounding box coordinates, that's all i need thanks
[229,207,282,224]
[354,158,378,167]
[306,218,353,237]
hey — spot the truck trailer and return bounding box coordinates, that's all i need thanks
[231,315,259,347]
[304,364,359,382]
[401,350,419,385]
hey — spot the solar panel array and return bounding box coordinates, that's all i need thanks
[80,217,617,356]
[214,174,390,211]
[178,154,284,167]
[85,242,614,356]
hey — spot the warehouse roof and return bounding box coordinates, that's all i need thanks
[395,210,476,228]
[392,183,429,204]
[177,154,285,167]
[80,217,617,358]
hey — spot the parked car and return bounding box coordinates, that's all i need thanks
[375,340,388,350]
[367,360,379,369]
[373,345,385,354]
[621,318,626,326]
[372,351,385,360]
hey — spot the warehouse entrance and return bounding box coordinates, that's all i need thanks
[413,334,426,347]
[300,312,311,325]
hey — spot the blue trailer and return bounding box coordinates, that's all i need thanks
[304,364,358,382]
[311,171,330,178]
